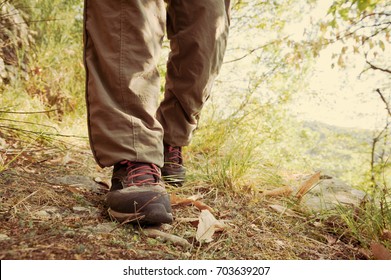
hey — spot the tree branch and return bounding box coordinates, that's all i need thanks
[376,89,391,117]
[366,60,391,75]
[223,39,285,64]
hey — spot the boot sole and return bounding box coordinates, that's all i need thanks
[106,185,173,225]
[108,203,173,224]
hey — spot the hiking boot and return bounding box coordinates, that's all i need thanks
[161,145,186,186]
[106,161,173,224]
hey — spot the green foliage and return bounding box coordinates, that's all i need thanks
[0,1,34,83]
[298,0,391,242]
[186,93,289,193]
[321,0,390,67]
[336,188,391,245]
[1,0,85,135]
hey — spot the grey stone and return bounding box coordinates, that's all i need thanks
[33,206,63,220]
[34,210,51,220]
[301,176,367,212]
[43,206,61,214]
[0,233,11,241]
[48,175,104,192]
[73,206,100,217]
[82,222,117,234]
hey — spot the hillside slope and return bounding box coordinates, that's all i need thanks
[0,133,376,260]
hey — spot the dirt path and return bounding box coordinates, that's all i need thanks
[0,136,369,260]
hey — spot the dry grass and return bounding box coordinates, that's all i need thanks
[0,133,373,260]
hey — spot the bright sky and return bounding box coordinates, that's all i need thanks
[284,0,390,130]
[218,0,390,131]
[291,49,390,130]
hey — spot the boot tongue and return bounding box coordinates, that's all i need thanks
[165,146,182,166]
[124,162,160,185]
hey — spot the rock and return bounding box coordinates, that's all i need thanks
[72,206,100,217]
[34,210,51,220]
[0,233,11,241]
[82,222,117,234]
[301,176,367,212]
[42,206,61,214]
[33,206,63,220]
[48,175,104,193]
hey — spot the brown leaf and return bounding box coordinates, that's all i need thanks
[324,234,337,245]
[296,171,321,199]
[94,177,111,189]
[193,201,214,212]
[358,248,372,260]
[170,194,193,206]
[176,217,200,227]
[371,241,391,260]
[64,185,81,194]
[170,194,214,212]
[196,210,226,243]
[48,153,74,165]
[381,230,391,241]
[262,186,293,197]
[187,194,204,201]
[269,204,303,219]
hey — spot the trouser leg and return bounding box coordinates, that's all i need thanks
[84,0,166,167]
[157,0,231,146]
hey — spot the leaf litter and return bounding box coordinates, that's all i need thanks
[0,135,384,260]
[196,210,227,243]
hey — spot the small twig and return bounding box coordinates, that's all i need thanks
[0,109,58,114]
[375,89,391,117]
[10,190,39,211]
[223,39,286,64]
[0,118,60,132]
[135,194,161,213]
[0,125,87,139]
[367,61,391,75]
[109,214,146,233]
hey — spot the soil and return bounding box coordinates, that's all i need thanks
[0,134,371,260]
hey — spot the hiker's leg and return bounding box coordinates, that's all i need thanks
[157,0,231,146]
[84,0,166,167]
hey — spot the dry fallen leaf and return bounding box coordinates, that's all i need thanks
[275,240,285,248]
[324,234,337,245]
[269,204,303,219]
[296,171,321,199]
[196,210,226,243]
[48,152,74,165]
[94,177,111,189]
[192,201,214,212]
[371,241,391,260]
[176,217,200,227]
[170,194,189,204]
[381,230,391,241]
[262,186,293,197]
[358,247,372,260]
[170,194,214,212]
[187,194,204,201]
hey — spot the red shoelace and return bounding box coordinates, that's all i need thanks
[166,146,182,165]
[120,161,161,185]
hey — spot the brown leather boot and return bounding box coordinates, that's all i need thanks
[161,145,186,186]
[106,161,173,224]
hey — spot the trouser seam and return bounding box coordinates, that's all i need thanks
[119,0,139,162]
[83,0,103,167]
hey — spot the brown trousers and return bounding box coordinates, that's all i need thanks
[84,0,230,167]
